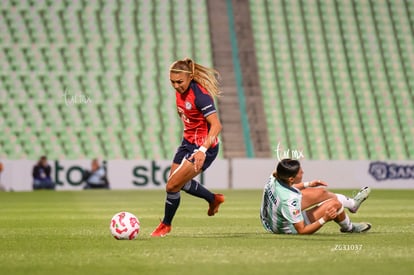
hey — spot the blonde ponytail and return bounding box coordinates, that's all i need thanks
[170,58,221,98]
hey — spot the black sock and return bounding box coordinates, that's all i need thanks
[182,179,215,203]
[162,192,181,225]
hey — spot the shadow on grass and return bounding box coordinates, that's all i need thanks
[147,232,347,242]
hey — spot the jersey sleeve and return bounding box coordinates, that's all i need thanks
[281,197,303,224]
[193,84,217,117]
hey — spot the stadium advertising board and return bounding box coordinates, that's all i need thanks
[107,159,228,190]
[1,159,413,191]
[0,159,229,191]
[231,159,414,189]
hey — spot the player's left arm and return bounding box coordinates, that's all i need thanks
[190,113,222,172]
[293,205,337,234]
[203,113,222,149]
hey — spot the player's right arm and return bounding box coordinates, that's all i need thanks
[294,180,328,190]
[293,206,337,234]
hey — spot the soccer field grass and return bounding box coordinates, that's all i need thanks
[1,189,413,275]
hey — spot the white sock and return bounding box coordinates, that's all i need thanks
[336,194,355,209]
[338,214,352,231]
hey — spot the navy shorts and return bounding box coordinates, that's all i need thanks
[173,138,219,171]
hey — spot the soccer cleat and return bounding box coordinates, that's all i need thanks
[349,186,371,213]
[208,194,225,216]
[340,222,371,233]
[150,222,171,237]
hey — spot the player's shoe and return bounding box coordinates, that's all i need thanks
[150,222,171,237]
[208,194,225,216]
[340,222,371,233]
[349,186,371,213]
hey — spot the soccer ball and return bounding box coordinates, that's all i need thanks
[109,211,140,240]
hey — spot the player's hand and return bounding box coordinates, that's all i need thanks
[323,206,338,221]
[309,179,328,187]
[188,150,206,172]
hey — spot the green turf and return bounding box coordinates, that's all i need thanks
[0,189,413,275]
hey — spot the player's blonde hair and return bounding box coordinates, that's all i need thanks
[169,58,221,98]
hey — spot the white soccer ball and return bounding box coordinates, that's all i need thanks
[109,211,140,240]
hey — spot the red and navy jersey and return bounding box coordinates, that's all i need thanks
[176,81,218,147]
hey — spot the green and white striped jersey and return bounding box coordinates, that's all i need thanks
[260,175,303,234]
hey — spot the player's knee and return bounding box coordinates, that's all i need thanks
[166,178,182,192]
[166,182,177,193]
[318,188,336,199]
[330,198,342,210]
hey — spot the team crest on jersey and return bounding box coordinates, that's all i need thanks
[185,101,192,110]
[292,209,300,216]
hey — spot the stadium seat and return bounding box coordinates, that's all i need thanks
[1,0,412,160]
[250,0,413,159]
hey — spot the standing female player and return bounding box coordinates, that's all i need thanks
[151,58,225,237]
